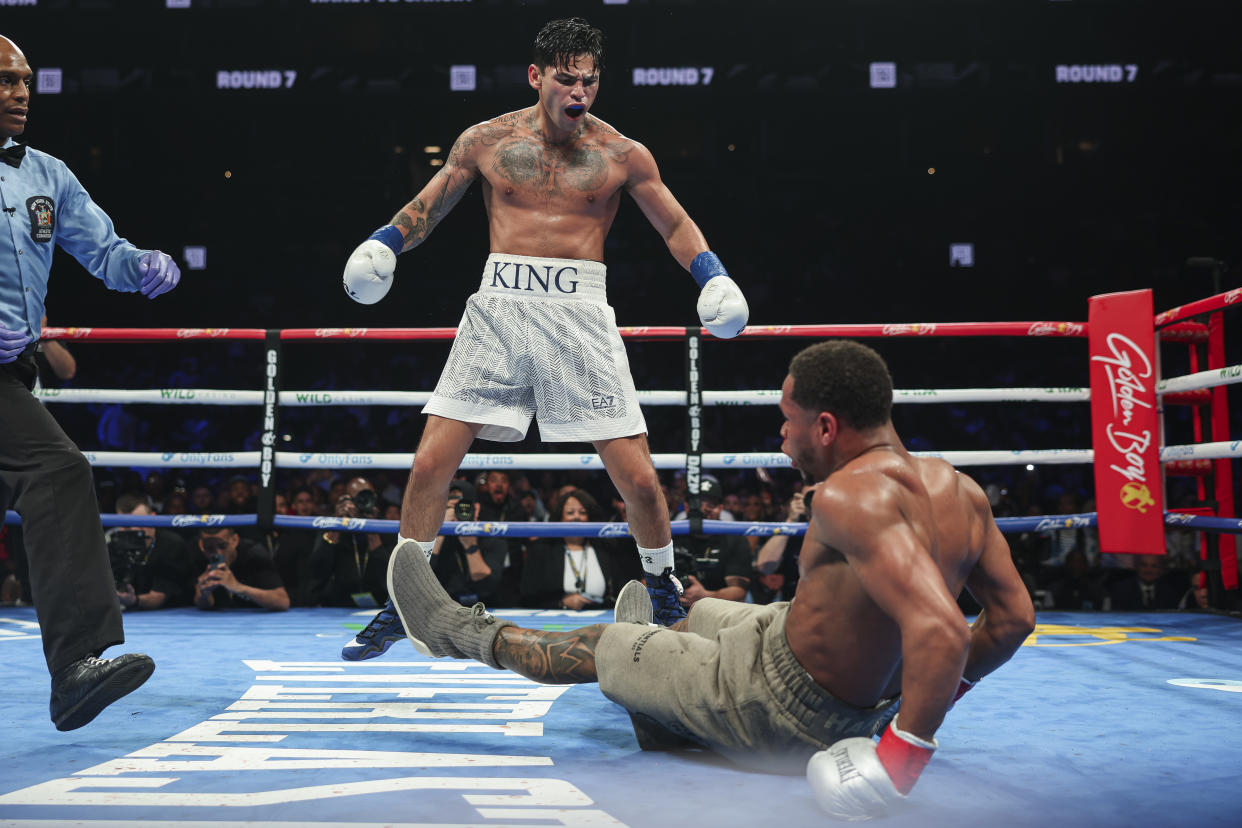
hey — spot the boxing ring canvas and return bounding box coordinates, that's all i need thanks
[1,607,1239,827]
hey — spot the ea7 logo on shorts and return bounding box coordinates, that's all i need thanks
[591,395,615,410]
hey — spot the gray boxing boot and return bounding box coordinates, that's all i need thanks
[614,579,654,625]
[386,540,514,668]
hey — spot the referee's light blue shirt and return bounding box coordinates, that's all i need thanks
[0,138,147,340]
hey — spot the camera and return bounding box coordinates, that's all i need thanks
[207,551,227,569]
[454,500,475,521]
[107,529,148,589]
[351,488,379,515]
[673,546,698,582]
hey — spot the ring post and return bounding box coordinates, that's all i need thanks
[686,327,703,535]
[1088,289,1164,556]
[1206,310,1238,590]
[257,329,282,532]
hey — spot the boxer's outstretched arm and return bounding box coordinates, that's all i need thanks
[492,624,605,684]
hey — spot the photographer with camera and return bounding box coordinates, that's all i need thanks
[428,479,507,606]
[194,526,289,611]
[110,493,195,610]
[307,477,394,608]
[751,485,814,604]
[673,476,752,607]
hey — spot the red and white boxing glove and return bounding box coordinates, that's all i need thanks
[806,718,937,821]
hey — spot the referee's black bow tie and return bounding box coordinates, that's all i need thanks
[0,144,26,168]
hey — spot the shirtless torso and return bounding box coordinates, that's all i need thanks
[787,451,996,706]
[474,109,633,259]
[393,97,706,267]
[776,359,1035,744]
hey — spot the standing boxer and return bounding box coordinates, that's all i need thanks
[0,35,181,730]
[385,340,1036,820]
[342,17,748,656]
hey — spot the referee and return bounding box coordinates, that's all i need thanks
[0,34,181,730]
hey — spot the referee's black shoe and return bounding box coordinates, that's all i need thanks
[49,652,155,731]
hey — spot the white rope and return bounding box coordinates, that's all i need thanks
[892,388,1089,403]
[280,390,434,406]
[78,441,1240,469]
[36,388,263,405]
[915,449,1094,467]
[36,386,1092,406]
[274,449,1100,470]
[81,451,261,468]
[1159,441,1242,462]
[1157,364,1242,394]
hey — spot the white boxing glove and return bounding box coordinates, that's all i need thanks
[689,251,748,339]
[806,718,937,821]
[343,226,402,305]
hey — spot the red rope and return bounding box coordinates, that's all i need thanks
[41,321,1092,342]
[1154,286,1242,328]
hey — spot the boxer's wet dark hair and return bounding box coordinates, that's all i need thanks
[533,17,605,73]
[789,340,893,430]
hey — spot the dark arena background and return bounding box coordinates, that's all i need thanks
[1,1,1241,827]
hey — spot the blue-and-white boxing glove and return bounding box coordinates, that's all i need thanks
[343,226,403,305]
[690,251,748,339]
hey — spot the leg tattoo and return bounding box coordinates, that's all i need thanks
[493,624,606,684]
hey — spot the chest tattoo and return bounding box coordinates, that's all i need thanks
[492,138,610,197]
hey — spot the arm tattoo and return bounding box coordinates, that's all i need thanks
[391,207,426,250]
[389,165,473,251]
[493,624,606,684]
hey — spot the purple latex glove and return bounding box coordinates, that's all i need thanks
[0,323,32,364]
[139,251,181,299]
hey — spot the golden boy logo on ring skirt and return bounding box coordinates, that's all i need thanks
[1120,481,1155,513]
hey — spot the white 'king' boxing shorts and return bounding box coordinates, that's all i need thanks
[423,253,648,442]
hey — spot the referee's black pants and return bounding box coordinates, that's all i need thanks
[0,347,123,675]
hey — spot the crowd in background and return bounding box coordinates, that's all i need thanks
[0,463,1224,615]
[0,327,1231,614]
